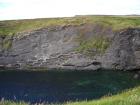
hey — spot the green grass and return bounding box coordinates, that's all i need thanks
[2,39,12,50]
[75,35,110,56]
[0,86,140,105]
[0,16,140,36]
[65,86,140,105]
[0,100,28,105]
[0,17,85,36]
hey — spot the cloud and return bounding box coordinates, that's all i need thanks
[0,0,140,20]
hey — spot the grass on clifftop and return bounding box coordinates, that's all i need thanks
[0,86,140,105]
[0,16,140,36]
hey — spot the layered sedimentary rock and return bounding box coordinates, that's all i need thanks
[0,24,140,70]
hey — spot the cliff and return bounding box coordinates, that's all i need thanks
[0,16,140,70]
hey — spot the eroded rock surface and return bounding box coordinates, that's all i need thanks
[0,24,140,71]
[102,28,140,70]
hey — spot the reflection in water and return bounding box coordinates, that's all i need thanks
[0,70,139,104]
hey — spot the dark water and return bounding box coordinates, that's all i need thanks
[0,70,139,104]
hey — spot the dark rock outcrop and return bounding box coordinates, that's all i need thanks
[0,24,140,71]
[102,28,140,70]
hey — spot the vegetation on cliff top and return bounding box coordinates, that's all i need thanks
[0,86,140,105]
[0,16,140,36]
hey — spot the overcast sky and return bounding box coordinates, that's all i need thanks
[0,0,140,20]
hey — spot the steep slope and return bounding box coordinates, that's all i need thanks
[102,28,140,70]
[0,16,140,70]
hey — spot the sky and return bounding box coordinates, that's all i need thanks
[0,0,140,20]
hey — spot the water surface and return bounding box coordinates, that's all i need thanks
[0,70,139,104]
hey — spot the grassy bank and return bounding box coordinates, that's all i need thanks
[0,16,140,36]
[65,86,140,105]
[0,100,28,105]
[0,86,140,105]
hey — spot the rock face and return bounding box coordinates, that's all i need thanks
[102,28,140,70]
[0,24,140,71]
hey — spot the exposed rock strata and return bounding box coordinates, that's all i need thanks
[0,24,140,71]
